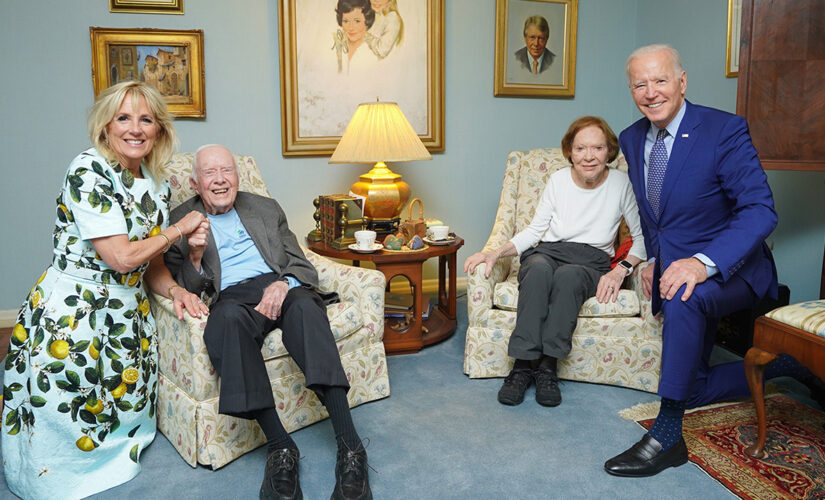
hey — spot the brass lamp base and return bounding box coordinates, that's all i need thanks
[349,161,410,225]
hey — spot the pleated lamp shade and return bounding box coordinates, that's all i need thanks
[329,101,431,229]
[329,101,432,163]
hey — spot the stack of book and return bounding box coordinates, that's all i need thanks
[385,292,432,319]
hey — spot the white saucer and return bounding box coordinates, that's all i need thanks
[424,236,455,246]
[348,243,383,253]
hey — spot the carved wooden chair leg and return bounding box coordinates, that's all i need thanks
[744,346,777,458]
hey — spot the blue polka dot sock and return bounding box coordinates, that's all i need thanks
[765,353,813,381]
[647,397,686,451]
[765,353,825,408]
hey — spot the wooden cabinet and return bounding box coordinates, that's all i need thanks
[736,0,825,171]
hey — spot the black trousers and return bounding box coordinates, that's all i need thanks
[508,241,611,360]
[203,272,349,419]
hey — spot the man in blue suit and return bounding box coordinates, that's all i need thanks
[603,44,782,477]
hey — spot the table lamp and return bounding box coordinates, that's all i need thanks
[329,100,431,233]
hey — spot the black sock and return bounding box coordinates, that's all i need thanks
[513,358,532,371]
[255,408,296,452]
[647,397,685,451]
[319,386,362,451]
[538,355,557,371]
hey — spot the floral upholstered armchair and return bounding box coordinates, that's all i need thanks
[463,148,662,393]
[149,153,390,469]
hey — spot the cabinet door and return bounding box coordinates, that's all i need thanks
[737,0,825,171]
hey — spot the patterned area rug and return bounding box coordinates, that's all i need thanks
[624,395,825,499]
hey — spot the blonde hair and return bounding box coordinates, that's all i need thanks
[88,81,178,175]
[375,0,404,45]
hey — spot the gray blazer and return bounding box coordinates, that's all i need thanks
[165,191,319,303]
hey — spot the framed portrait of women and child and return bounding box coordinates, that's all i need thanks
[278,0,445,156]
[494,0,578,98]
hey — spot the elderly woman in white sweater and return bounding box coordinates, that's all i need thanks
[464,115,646,408]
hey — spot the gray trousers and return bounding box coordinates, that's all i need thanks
[508,241,611,360]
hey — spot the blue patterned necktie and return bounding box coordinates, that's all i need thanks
[647,128,669,218]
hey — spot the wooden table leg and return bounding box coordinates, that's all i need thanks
[436,254,457,318]
[744,346,777,459]
[375,261,424,354]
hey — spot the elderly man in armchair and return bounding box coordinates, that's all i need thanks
[164,144,371,500]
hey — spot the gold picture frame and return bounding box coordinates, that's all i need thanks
[726,0,741,77]
[90,27,205,118]
[109,0,184,15]
[278,0,445,157]
[494,0,578,98]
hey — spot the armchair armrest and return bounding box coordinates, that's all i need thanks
[149,292,217,401]
[304,248,386,343]
[628,261,664,338]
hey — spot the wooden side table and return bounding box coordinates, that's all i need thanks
[307,236,464,355]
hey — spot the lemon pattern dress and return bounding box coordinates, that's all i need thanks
[2,148,169,500]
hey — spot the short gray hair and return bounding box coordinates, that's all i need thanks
[190,144,234,182]
[625,44,684,82]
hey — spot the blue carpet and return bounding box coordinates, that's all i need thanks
[1,298,817,499]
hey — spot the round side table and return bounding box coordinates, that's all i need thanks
[307,236,464,355]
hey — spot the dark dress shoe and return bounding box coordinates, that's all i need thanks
[260,447,302,500]
[498,367,534,406]
[534,367,561,407]
[331,445,372,500]
[604,434,688,477]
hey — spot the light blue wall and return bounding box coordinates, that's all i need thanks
[1,0,822,311]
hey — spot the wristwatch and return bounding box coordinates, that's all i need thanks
[617,260,633,276]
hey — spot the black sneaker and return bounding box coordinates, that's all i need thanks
[260,447,302,500]
[498,367,534,406]
[534,367,561,407]
[331,443,372,500]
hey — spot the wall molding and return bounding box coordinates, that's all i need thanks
[0,310,17,328]
[388,277,467,296]
[0,277,468,328]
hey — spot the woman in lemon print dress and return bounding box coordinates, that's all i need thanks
[2,81,209,500]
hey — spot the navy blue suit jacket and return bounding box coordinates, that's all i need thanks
[620,100,778,314]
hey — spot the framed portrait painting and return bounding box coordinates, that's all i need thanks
[109,0,184,14]
[90,28,205,117]
[278,0,445,156]
[726,0,741,77]
[494,0,578,98]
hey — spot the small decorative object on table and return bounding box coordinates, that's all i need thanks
[398,198,427,242]
[306,196,323,242]
[318,194,363,250]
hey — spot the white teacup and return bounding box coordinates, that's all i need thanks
[354,230,376,250]
[429,225,450,240]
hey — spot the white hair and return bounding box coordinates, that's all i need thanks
[190,144,234,182]
[625,43,684,82]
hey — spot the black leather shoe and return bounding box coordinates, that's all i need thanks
[604,435,688,477]
[498,367,534,406]
[260,447,302,500]
[331,444,372,500]
[534,367,561,407]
